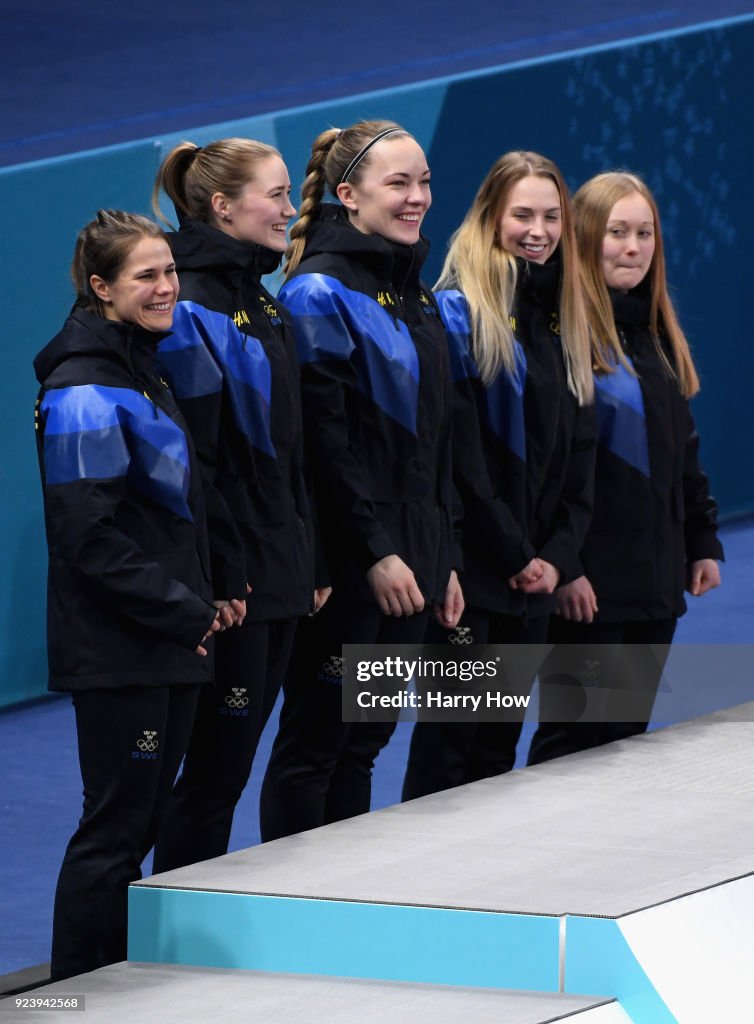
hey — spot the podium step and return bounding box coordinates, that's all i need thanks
[130,704,754,1022]
[12,963,626,1024]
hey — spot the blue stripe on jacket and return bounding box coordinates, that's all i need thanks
[160,301,275,458]
[594,361,651,477]
[41,384,193,520]
[281,273,419,435]
[436,289,527,462]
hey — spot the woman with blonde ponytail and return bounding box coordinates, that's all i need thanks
[148,138,319,870]
[402,151,597,800]
[528,171,723,765]
[259,119,463,840]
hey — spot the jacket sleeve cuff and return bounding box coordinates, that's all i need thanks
[685,530,725,565]
[211,563,249,602]
[504,538,538,579]
[364,530,398,568]
[537,538,582,586]
[182,601,220,652]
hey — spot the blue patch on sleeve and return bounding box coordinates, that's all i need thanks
[435,290,479,385]
[160,301,275,458]
[594,362,651,477]
[157,304,224,399]
[281,274,419,434]
[41,384,193,520]
[435,288,527,461]
[483,353,526,463]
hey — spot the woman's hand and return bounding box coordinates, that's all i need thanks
[554,575,599,622]
[508,558,544,590]
[519,559,561,595]
[312,586,333,614]
[213,598,247,628]
[195,612,222,656]
[686,559,721,597]
[435,570,464,629]
[367,555,425,616]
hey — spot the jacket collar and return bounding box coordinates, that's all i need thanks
[301,204,429,289]
[34,306,168,385]
[609,278,652,327]
[515,249,561,309]
[169,218,282,280]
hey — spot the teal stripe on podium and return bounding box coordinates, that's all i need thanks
[128,887,560,990]
[566,916,676,1023]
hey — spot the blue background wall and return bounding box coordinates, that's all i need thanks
[2,16,752,707]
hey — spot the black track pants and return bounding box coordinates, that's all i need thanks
[153,618,297,871]
[50,684,200,981]
[260,593,429,841]
[527,617,677,765]
[402,607,549,800]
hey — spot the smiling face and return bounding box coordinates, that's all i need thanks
[91,236,178,331]
[497,174,562,263]
[602,192,655,291]
[214,155,296,251]
[336,135,431,244]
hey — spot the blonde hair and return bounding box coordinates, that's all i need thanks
[152,138,280,227]
[574,171,700,397]
[284,119,411,276]
[436,151,593,404]
[71,209,165,314]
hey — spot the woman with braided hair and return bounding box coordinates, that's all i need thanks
[259,119,463,840]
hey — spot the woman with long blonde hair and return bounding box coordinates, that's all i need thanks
[403,151,596,799]
[528,171,723,764]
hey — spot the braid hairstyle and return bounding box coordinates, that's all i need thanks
[152,138,280,228]
[284,119,410,277]
[71,209,165,314]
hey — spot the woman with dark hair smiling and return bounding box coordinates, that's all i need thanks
[34,210,220,980]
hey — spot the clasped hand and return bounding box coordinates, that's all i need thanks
[508,558,560,595]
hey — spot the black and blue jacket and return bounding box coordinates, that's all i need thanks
[279,206,455,605]
[583,285,723,620]
[34,307,217,692]
[158,220,314,622]
[436,256,596,618]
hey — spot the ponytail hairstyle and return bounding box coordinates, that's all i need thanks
[71,209,165,315]
[574,171,700,397]
[436,151,593,404]
[284,119,411,276]
[152,137,280,227]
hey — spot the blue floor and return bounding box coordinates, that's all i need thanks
[4,0,754,166]
[0,517,751,976]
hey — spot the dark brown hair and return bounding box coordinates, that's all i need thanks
[71,209,165,313]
